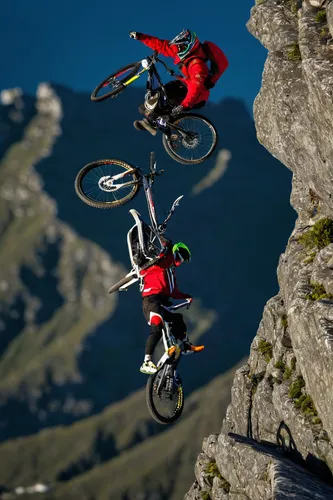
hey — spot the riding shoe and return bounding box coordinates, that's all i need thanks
[133,118,157,136]
[182,340,205,355]
[140,360,158,374]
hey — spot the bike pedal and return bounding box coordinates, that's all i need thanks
[155,169,165,176]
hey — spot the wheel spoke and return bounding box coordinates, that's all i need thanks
[79,161,137,206]
[92,63,141,101]
[167,115,216,163]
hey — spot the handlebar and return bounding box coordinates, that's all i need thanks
[142,50,179,78]
[161,299,192,312]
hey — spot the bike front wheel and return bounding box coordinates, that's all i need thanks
[75,159,140,209]
[146,368,184,425]
[162,113,218,165]
[91,62,141,102]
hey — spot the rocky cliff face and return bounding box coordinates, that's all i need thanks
[185,1,333,498]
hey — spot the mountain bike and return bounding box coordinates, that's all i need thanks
[75,152,182,293]
[90,50,218,165]
[75,149,170,210]
[145,299,204,424]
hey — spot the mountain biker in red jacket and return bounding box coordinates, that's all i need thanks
[129,29,211,136]
[140,241,204,374]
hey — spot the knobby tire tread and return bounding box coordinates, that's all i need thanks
[74,159,140,209]
[162,113,218,165]
[91,62,141,102]
[146,373,184,424]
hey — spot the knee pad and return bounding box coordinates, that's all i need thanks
[149,312,163,327]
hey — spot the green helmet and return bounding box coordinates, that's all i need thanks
[172,242,191,265]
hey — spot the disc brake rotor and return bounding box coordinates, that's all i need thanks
[108,77,122,89]
[182,133,199,149]
[98,175,117,192]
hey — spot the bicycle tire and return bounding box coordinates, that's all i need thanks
[75,159,140,209]
[91,62,141,102]
[108,274,136,294]
[162,113,218,165]
[108,256,162,295]
[146,371,184,425]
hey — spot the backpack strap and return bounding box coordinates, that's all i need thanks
[177,45,213,89]
[177,45,208,69]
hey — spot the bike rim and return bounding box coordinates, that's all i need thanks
[79,161,137,205]
[168,116,216,162]
[96,67,138,99]
[151,371,183,420]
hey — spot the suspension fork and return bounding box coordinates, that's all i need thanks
[156,357,180,396]
[156,364,168,396]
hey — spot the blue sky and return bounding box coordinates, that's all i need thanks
[2,0,267,113]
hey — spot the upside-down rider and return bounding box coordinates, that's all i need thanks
[129,29,228,136]
[140,241,204,375]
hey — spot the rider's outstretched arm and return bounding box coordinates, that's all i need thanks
[134,33,178,59]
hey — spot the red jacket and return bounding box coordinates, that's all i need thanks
[138,34,210,109]
[140,252,190,299]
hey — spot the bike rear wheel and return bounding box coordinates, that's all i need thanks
[162,113,218,165]
[146,368,184,424]
[91,62,141,102]
[75,159,140,209]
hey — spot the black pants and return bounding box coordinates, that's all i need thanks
[139,80,206,117]
[142,294,187,356]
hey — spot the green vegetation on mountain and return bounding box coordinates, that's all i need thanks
[0,362,242,499]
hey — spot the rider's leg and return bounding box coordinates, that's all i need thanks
[167,312,187,342]
[133,94,160,136]
[134,82,187,135]
[145,314,163,355]
[140,296,166,374]
[133,118,157,136]
[143,81,187,133]
[138,103,146,115]
[169,312,204,353]
[157,81,189,143]
[163,80,187,110]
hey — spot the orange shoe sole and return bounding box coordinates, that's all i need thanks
[191,345,205,353]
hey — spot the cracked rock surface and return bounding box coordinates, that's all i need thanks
[185,1,333,498]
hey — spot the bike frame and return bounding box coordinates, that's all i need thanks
[123,51,177,108]
[104,153,183,291]
[152,299,191,397]
[117,53,197,140]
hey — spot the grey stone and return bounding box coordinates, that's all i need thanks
[184,1,333,498]
[247,1,298,51]
[328,1,333,37]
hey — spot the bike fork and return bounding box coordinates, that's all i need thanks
[156,364,168,395]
